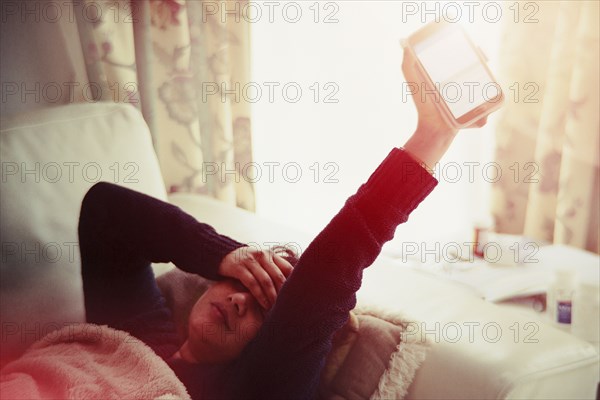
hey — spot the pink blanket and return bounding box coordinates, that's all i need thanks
[0,324,190,400]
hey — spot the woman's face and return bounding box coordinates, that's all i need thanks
[186,279,267,363]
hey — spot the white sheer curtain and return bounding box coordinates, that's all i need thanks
[491,0,599,253]
[1,0,257,210]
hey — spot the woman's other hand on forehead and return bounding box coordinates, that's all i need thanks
[218,247,293,309]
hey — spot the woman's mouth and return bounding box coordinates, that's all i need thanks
[210,302,231,330]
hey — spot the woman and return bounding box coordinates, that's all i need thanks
[79,48,488,399]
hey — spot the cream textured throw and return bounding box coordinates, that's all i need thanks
[356,306,430,400]
[318,305,429,400]
[0,324,190,400]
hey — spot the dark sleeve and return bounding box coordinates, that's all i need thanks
[233,148,437,399]
[78,182,245,357]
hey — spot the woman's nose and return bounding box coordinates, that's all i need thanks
[228,292,252,316]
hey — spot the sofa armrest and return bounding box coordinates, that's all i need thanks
[1,103,167,366]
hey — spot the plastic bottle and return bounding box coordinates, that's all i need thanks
[547,269,575,331]
[572,279,600,347]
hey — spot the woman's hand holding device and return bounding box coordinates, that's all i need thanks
[400,21,502,169]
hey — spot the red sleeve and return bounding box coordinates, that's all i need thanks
[232,148,437,399]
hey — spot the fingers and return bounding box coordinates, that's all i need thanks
[240,249,293,309]
[401,47,417,81]
[259,253,287,293]
[243,255,277,309]
[475,116,488,127]
[221,247,294,310]
[402,47,426,84]
[272,253,294,278]
[465,116,488,129]
[401,46,490,133]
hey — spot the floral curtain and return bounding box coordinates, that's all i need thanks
[75,0,255,210]
[491,0,599,253]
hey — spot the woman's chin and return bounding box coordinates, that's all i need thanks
[188,317,211,341]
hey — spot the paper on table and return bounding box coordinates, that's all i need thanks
[407,258,551,302]
[386,244,599,302]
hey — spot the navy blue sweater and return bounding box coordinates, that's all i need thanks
[78,148,437,399]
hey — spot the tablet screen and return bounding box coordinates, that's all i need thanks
[414,26,500,119]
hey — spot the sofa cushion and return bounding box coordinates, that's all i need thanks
[0,103,167,366]
[319,307,429,400]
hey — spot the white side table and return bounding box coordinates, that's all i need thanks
[497,245,600,351]
[401,243,600,350]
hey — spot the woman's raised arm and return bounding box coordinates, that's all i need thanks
[231,47,489,399]
[232,146,437,399]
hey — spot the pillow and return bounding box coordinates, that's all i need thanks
[319,306,429,400]
[157,269,429,399]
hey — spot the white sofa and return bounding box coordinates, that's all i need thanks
[1,103,598,399]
